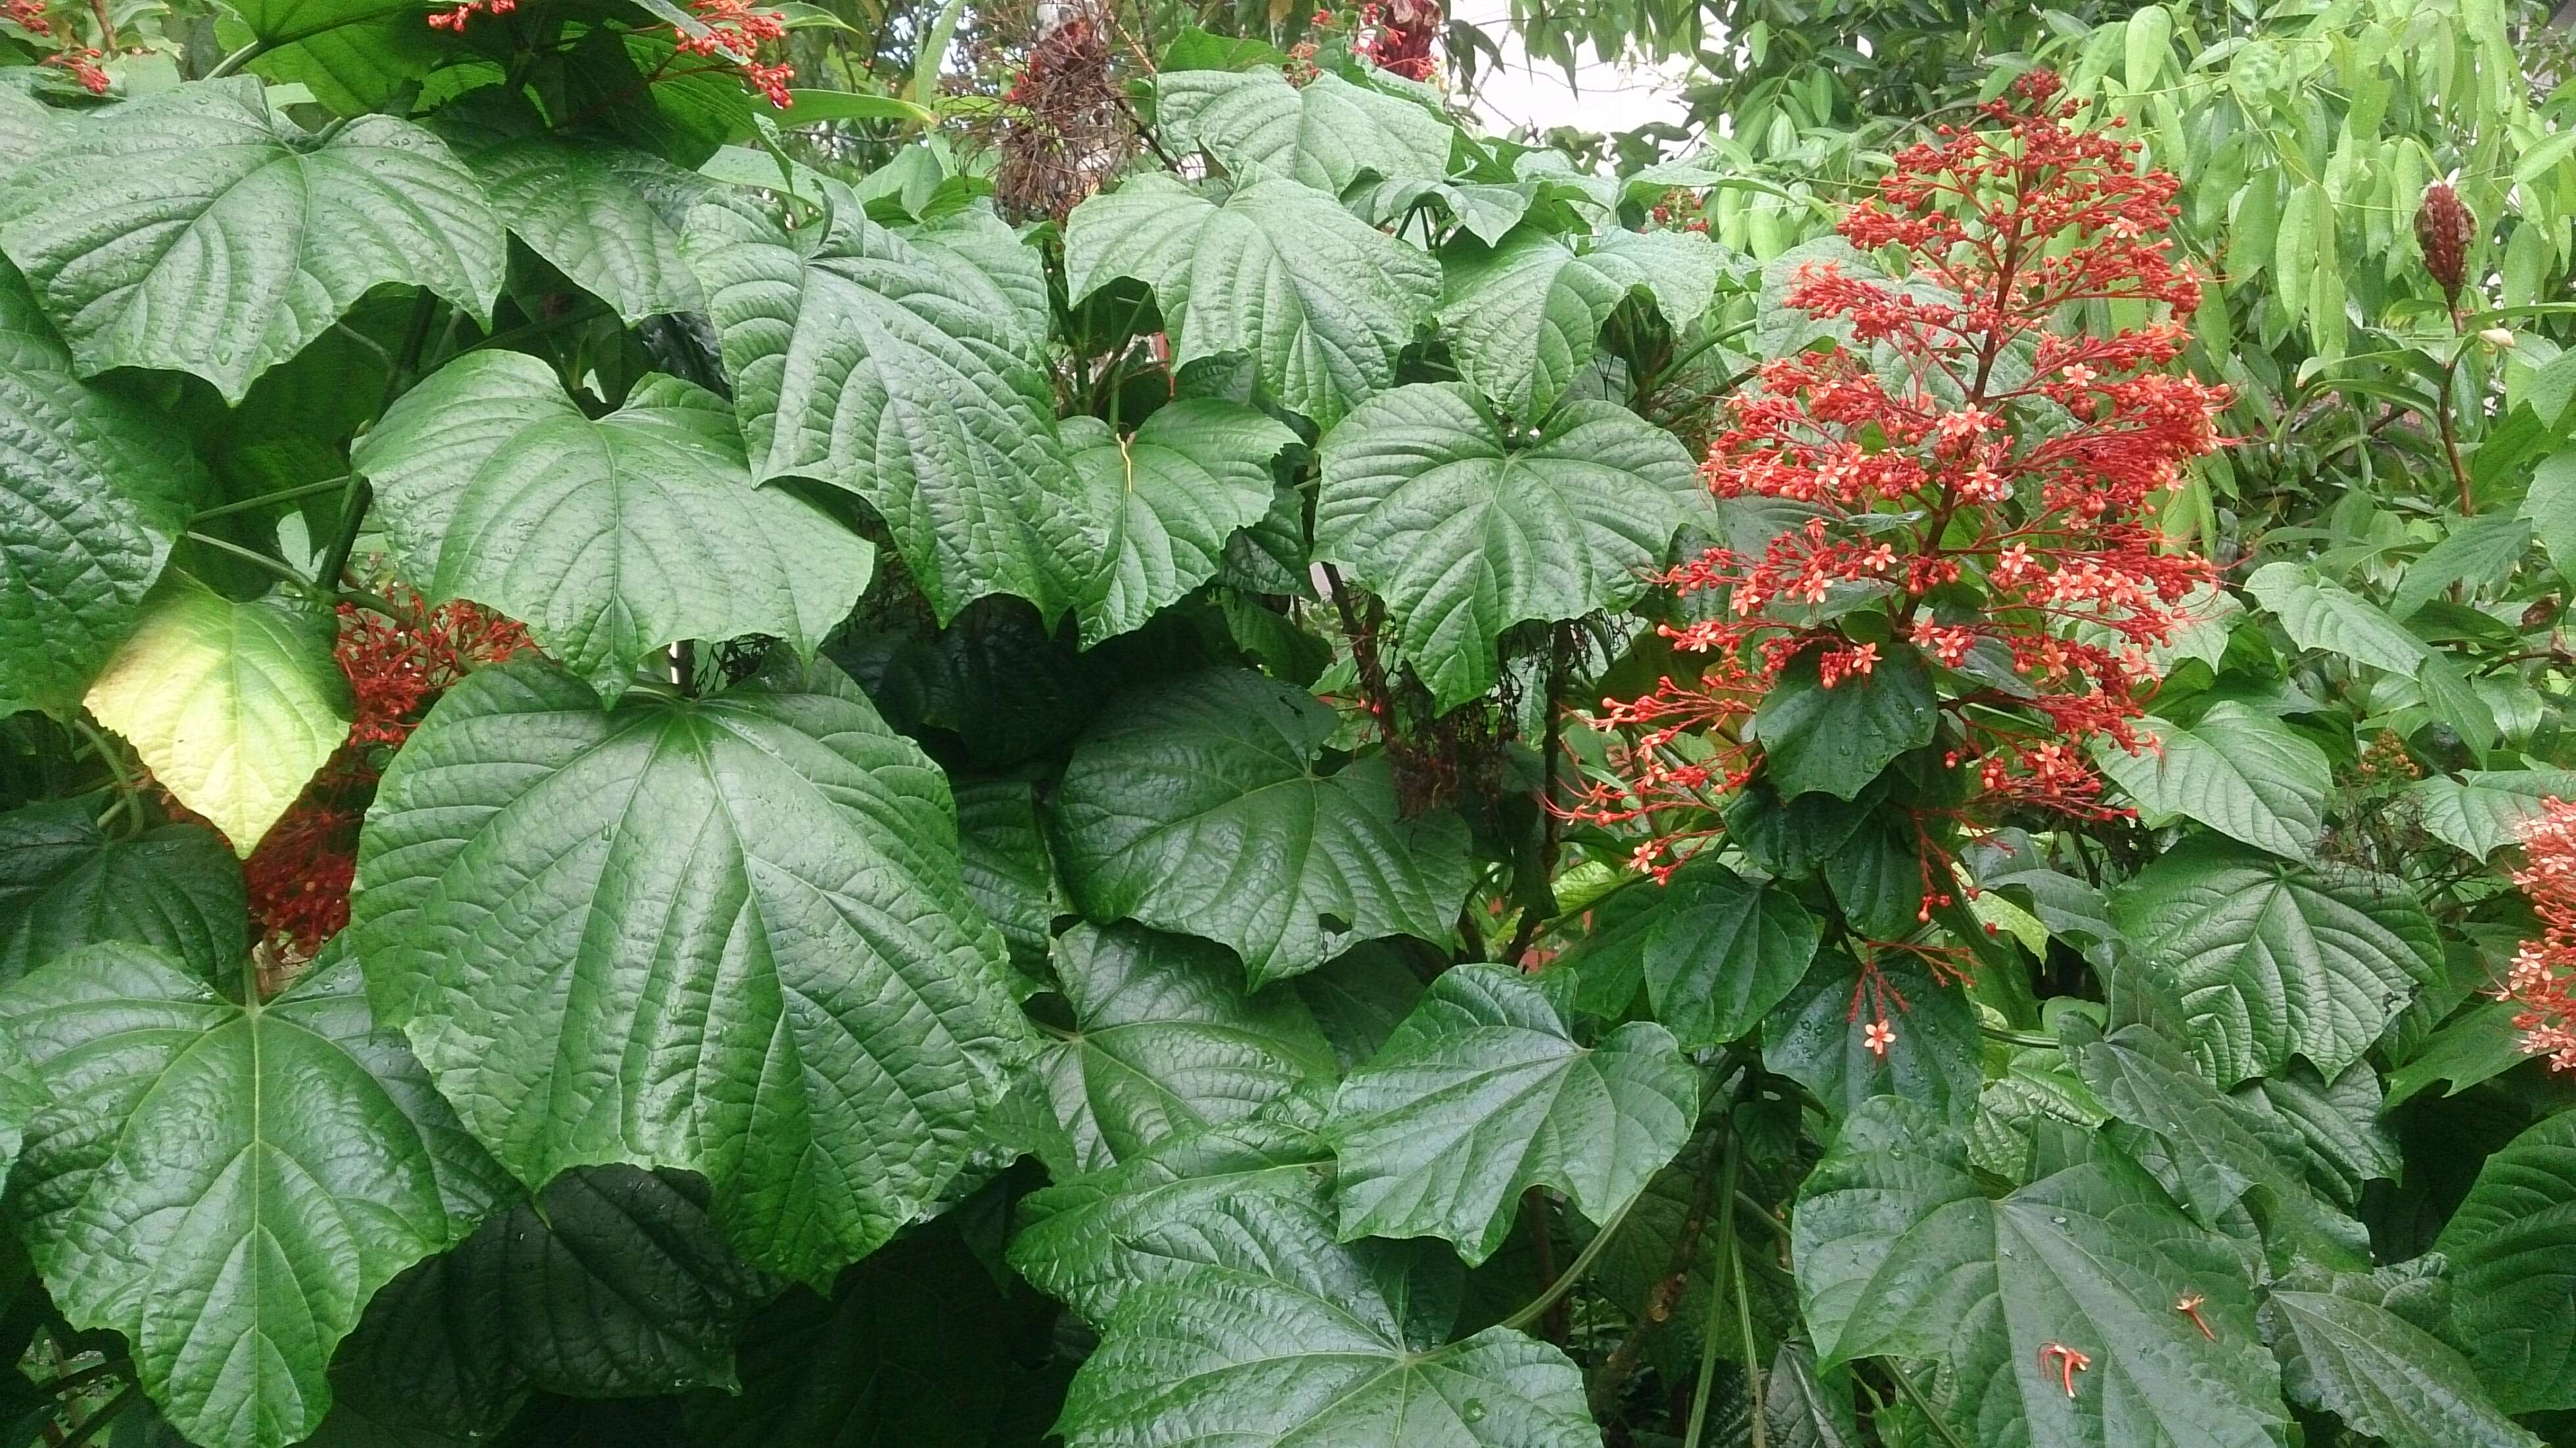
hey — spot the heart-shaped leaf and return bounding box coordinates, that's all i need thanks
[1063,399,1297,647]
[0,800,244,982]
[1437,228,1722,419]
[1154,67,1455,192]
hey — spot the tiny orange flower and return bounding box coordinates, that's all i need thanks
[2037,1342,2092,1399]
[2174,1293,2213,1339]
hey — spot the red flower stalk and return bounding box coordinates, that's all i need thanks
[2501,796,2576,1073]
[1573,72,2225,898]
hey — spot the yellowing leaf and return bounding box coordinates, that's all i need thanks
[83,572,350,856]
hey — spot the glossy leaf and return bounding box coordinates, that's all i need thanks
[2261,1287,2541,1448]
[448,124,708,324]
[1047,669,1473,987]
[1065,173,1440,428]
[0,942,510,1448]
[2092,702,2332,861]
[221,0,443,113]
[1751,643,1938,802]
[1314,382,1699,708]
[1154,68,1454,192]
[1760,952,1981,1126]
[2404,767,2576,859]
[1793,1097,2287,1448]
[2110,838,2442,1086]
[83,572,352,856]
[0,262,201,720]
[1062,400,1297,647]
[348,654,1030,1286]
[1437,228,1722,419]
[0,801,244,982]
[682,183,1095,623]
[2434,1112,2576,1412]
[354,351,870,699]
[0,79,501,404]
[1323,964,1697,1264]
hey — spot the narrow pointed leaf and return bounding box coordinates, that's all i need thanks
[0,942,511,1448]
[83,572,352,856]
[354,351,870,699]
[1314,382,1699,708]
[349,654,1032,1285]
[1047,669,1473,987]
[0,79,501,403]
[1323,963,1697,1264]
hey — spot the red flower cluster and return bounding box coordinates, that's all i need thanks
[2501,798,2576,1073]
[425,0,791,107]
[4,0,47,29]
[41,45,107,92]
[425,0,512,31]
[1575,72,2226,892]
[1358,0,1438,81]
[239,589,529,954]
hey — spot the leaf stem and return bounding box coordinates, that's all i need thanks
[183,532,313,589]
[189,476,352,523]
[1732,1206,1766,1448]
[70,718,141,838]
[1589,1128,1725,1413]
[1680,1129,1743,1448]
[1498,1190,1636,1336]
[57,1384,137,1448]
[1883,1358,1970,1448]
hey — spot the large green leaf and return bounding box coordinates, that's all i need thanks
[83,572,352,856]
[2230,1062,2397,1211]
[0,801,244,982]
[0,86,60,173]
[1751,643,1938,802]
[954,775,1064,969]
[1314,382,1698,708]
[2433,1112,2576,1412]
[1065,173,1440,428]
[681,184,1095,623]
[2073,1026,2370,1267]
[2109,838,2441,1086]
[1556,858,1816,1046]
[1038,922,1339,1173]
[0,263,201,720]
[219,0,444,114]
[1792,1097,2287,1448]
[2092,702,2332,861]
[354,351,870,700]
[1063,400,1297,647]
[443,114,708,324]
[2261,1286,2541,1448]
[1046,669,1473,988]
[348,654,1031,1286]
[2404,767,2576,859]
[1322,964,1696,1264]
[1036,1110,1598,1448]
[0,79,502,404]
[315,1165,774,1443]
[0,942,509,1448]
[1760,952,1981,1126]
[1009,1113,1336,1324]
[2243,560,2426,672]
[1153,68,1454,192]
[1437,229,1722,419]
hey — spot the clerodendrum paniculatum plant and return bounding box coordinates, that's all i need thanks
[1,1,2575,1445]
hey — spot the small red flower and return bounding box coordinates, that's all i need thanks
[2038,1342,2092,1398]
[1861,1020,1896,1057]
[2174,1293,2214,1340]
[2500,797,2576,1072]
[3,0,49,29]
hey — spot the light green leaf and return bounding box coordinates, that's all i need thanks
[1792,1097,2287,1448]
[2261,1288,2541,1448]
[315,1166,774,1443]
[2434,1111,2576,1412]
[1436,227,1722,419]
[1154,68,1454,192]
[1063,400,1297,647]
[1322,963,1697,1264]
[2110,838,2442,1086]
[348,654,1031,1286]
[2092,702,2332,861]
[83,572,351,856]
[2404,768,2576,859]
[0,79,502,404]
[1038,922,1338,1173]
[1065,173,1440,428]
[354,350,870,700]
[2243,560,2428,673]
[219,0,442,113]
[1314,382,1697,708]
[1760,951,1981,1126]
[682,183,1095,623]
[773,87,935,128]
[0,262,202,720]
[1047,669,1473,988]
[2522,450,2576,583]
[0,942,510,1448]
[1751,643,1938,802]
[0,801,244,982]
[2230,1061,2397,1211]
[2390,513,2533,619]
[0,87,60,174]
[448,126,708,324]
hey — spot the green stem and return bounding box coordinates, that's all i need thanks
[57,1384,138,1448]
[70,719,141,835]
[1732,1213,1766,1448]
[1979,1023,2057,1050]
[1681,1131,1744,1448]
[30,1360,128,1401]
[184,532,313,588]
[1883,1359,1970,1448]
[1498,1191,1637,1335]
[189,476,351,523]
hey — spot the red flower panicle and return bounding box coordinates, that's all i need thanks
[41,46,108,91]
[4,0,49,30]
[425,0,791,108]
[1357,0,1438,81]
[2502,797,2576,1072]
[241,589,529,955]
[1573,72,2225,905]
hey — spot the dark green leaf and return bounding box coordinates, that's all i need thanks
[2434,1111,2576,1412]
[2261,1288,2541,1448]
[0,802,243,982]
[1063,400,1296,647]
[1760,953,1980,1127]
[1154,68,1454,192]
[1437,228,1721,419]
[1751,643,1937,802]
